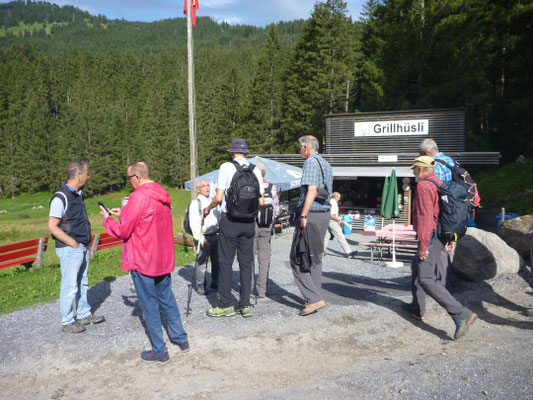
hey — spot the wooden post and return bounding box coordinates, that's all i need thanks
[90,234,100,258]
[187,0,197,200]
[32,237,47,269]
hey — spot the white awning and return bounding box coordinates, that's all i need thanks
[332,166,414,178]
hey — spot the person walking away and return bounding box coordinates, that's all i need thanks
[419,138,456,182]
[202,139,264,318]
[290,135,333,316]
[323,192,357,258]
[100,161,189,364]
[189,179,221,295]
[401,156,477,340]
[48,161,105,333]
[252,162,279,298]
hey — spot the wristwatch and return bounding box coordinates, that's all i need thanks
[300,215,307,219]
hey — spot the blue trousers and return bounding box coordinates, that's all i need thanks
[131,271,188,356]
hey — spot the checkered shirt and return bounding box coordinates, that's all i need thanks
[433,152,456,182]
[298,153,333,212]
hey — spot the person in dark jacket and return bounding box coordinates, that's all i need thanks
[48,161,105,334]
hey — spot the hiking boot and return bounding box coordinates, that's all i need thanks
[62,321,86,333]
[526,309,533,317]
[196,286,206,296]
[299,300,326,316]
[237,306,253,318]
[175,341,190,353]
[454,313,477,340]
[206,306,236,317]
[77,314,105,325]
[141,350,170,364]
[401,302,424,320]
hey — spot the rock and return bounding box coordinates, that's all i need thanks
[0,210,7,214]
[451,227,524,281]
[496,215,533,258]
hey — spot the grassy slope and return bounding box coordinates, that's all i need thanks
[475,158,533,215]
[0,188,196,314]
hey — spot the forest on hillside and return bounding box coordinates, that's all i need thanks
[0,0,531,196]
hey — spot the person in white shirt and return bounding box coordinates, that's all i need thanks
[189,179,221,295]
[324,192,357,258]
[202,139,264,318]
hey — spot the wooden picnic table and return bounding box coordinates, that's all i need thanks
[361,223,418,261]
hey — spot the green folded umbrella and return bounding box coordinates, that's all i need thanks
[380,168,399,219]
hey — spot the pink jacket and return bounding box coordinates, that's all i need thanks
[104,182,175,277]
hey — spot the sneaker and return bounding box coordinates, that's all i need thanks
[206,306,236,317]
[526,309,533,317]
[141,350,170,364]
[299,299,326,316]
[176,341,190,353]
[347,251,358,259]
[237,306,253,317]
[62,321,86,333]
[196,286,206,296]
[454,313,477,340]
[77,314,105,325]
[401,302,424,320]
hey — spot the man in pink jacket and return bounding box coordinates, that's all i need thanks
[100,161,188,364]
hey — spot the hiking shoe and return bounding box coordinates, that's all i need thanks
[526,309,533,317]
[401,302,424,320]
[237,306,253,318]
[454,313,477,340]
[175,341,190,353]
[206,306,236,317]
[299,300,326,316]
[196,286,206,296]
[141,350,170,364]
[62,321,86,333]
[77,314,105,325]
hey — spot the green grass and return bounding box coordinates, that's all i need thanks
[475,158,533,215]
[0,188,197,314]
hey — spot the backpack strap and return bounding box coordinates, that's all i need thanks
[231,159,243,172]
[265,183,273,197]
[196,198,202,215]
[434,159,455,169]
[425,178,441,188]
[314,158,329,192]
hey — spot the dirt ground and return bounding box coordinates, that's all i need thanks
[1,234,533,399]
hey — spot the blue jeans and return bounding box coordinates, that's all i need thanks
[56,244,92,325]
[131,271,188,356]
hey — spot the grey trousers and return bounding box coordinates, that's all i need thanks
[253,224,272,296]
[324,219,352,255]
[290,211,330,304]
[194,233,219,289]
[410,233,472,322]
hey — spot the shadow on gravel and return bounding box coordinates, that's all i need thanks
[322,271,453,340]
[88,277,115,313]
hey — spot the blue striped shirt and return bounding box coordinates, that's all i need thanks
[298,153,333,212]
[433,152,456,182]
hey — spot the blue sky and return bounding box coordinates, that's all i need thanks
[1,1,366,26]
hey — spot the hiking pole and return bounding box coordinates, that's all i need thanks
[186,284,193,316]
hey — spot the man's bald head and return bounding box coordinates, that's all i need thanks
[128,161,151,179]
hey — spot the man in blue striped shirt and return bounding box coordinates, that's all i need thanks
[290,135,333,317]
[419,139,456,182]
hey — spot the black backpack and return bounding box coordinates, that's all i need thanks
[257,183,274,228]
[226,161,261,219]
[435,159,481,208]
[427,178,470,242]
[183,198,201,235]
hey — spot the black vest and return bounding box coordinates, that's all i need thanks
[50,184,92,248]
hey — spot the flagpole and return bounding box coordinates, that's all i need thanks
[187,0,197,200]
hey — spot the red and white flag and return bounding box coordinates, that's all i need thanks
[183,0,199,27]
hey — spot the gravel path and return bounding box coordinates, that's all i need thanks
[1,231,533,399]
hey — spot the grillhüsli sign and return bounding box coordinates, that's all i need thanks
[354,119,429,137]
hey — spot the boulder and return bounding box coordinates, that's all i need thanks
[496,214,533,258]
[451,227,524,281]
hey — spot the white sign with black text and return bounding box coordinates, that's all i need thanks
[354,119,429,137]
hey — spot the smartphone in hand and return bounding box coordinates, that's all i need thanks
[97,201,110,215]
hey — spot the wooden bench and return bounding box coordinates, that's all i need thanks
[89,233,124,257]
[360,242,418,262]
[0,236,49,270]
